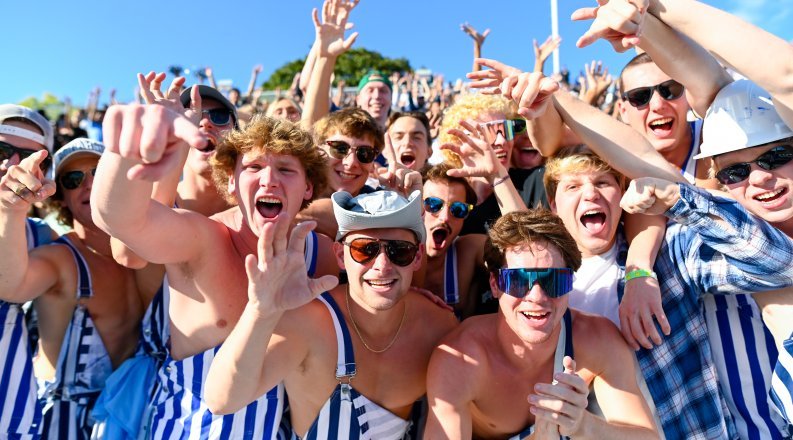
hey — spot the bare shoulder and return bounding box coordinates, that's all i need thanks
[428,315,496,395]
[313,231,340,278]
[456,233,487,252]
[409,291,459,336]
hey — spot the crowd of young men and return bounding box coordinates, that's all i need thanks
[2,0,793,439]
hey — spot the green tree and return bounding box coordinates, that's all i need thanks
[18,93,64,121]
[262,47,411,90]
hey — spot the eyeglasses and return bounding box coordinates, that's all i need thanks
[325,140,378,164]
[622,79,685,108]
[479,120,515,144]
[510,118,527,135]
[0,141,51,172]
[423,196,474,219]
[201,108,233,126]
[496,268,574,299]
[342,238,419,267]
[715,145,793,185]
[58,168,96,190]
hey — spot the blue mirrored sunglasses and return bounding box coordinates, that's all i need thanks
[497,268,574,299]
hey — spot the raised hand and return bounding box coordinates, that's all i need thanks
[460,22,490,46]
[0,151,56,212]
[619,275,670,350]
[533,35,562,73]
[102,104,207,181]
[137,71,201,125]
[578,60,613,105]
[245,219,339,313]
[620,177,681,215]
[441,120,507,184]
[377,133,423,197]
[529,356,589,437]
[466,58,523,92]
[312,0,359,58]
[572,0,648,52]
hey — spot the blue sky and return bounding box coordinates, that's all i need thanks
[4,0,792,107]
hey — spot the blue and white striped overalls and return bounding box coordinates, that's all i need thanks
[143,231,318,440]
[0,219,52,438]
[508,309,574,440]
[291,293,414,440]
[38,236,114,440]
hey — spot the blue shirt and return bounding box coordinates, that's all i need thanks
[639,184,793,440]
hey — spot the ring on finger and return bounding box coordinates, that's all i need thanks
[13,185,28,197]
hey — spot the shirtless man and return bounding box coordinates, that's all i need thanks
[425,210,658,439]
[0,139,155,439]
[0,104,56,438]
[421,163,485,318]
[204,188,457,439]
[91,106,337,438]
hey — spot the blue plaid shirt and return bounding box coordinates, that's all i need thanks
[637,184,793,440]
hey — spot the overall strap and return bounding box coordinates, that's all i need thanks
[304,230,318,278]
[317,293,357,380]
[53,236,93,300]
[443,239,459,305]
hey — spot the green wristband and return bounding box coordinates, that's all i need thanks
[625,269,657,282]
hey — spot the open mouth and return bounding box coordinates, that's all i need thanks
[197,139,216,153]
[754,187,787,204]
[648,117,673,135]
[400,153,416,168]
[365,279,397,288]
[580,210,607,233]
[520,311,550,321]
[517,148,539,162]
[256,197,283,219]
[431,228,449,249]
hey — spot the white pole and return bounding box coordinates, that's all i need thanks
[551,0,560,74]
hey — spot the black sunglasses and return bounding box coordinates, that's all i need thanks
[497,268,574,299]
[0,141,51,172]
[201,108,233,126]
[325,140,378,164]
[510,118,527,135]
[423,196,474,219]
[59,168,96,190]
[342,238,419,267]
[622,79,685,108]
[715,145,793,185]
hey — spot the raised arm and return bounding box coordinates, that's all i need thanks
[91,104,208,265]
[0,151,58,302]
[300,0,359,128]
[649,0,793,126]
[461,23,490,73]
[245,64,263,100]
[574,0,732,117]
[205,219,338,413]
[533,35,562,74]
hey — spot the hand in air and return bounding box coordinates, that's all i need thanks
[0,151,56,212]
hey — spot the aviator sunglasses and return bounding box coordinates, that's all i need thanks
[342,238,419,267]
[715,145,793,185]
[325,140,378,164]
[423,196,474,219]
[201,108,234,126]
[59,168,96,190]
[497,268,574,299]
[622,79,685,108]
[0,141,51,172]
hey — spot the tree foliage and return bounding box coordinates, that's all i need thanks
[18,93,64,121]
[262,47,411,90]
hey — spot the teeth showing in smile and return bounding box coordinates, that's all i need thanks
[650,117,673,128]
[366,280,396,287]
[338,171,358,180]
[258,197,281,204]
[582,209,602,216]
[756,188,785,201]
[521,311,549,319]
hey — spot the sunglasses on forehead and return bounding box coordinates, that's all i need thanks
[201,108,233,126]
[0,141,51,172]
[479,119,516,144]
[342,238,419,267]
[622,79,685,108]
[715,145,793,185]
[58,168,96,190]
[497,268,574,299]
[423,196,474,219]
[325,140,378,164]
